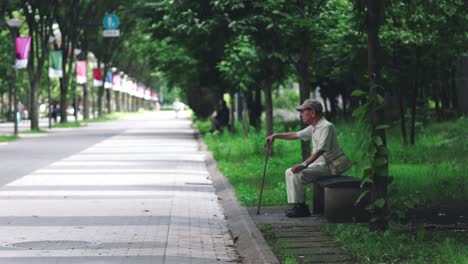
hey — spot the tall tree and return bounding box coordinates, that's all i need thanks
[254,0,327,159]
[22,0,56,130]
[55,0,97,122]
[363,0,389,231]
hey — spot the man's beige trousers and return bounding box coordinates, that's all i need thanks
[285,164,331,203]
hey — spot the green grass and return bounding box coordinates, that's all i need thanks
[197,117,468,208]
[323,224,468,264]
[196,116,468,264]
[20,129,48,134]
[52,121,85,128]
[0,135,19,142]
[83,111,145,123]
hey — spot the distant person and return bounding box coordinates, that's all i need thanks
[17,101,24,122]
[51,102,59,123]
[173,98,184,118]
[22,109,28,121]
[211,99,230,133]
[266,99,351,217]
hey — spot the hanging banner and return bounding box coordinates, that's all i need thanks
[48,51,63,78]
[93,68,103,86]
[112,74,121,91]
[15,37,31,69]
[104,72,113,89]
[76,61,87,84]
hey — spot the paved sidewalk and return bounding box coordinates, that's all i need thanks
[248,207,354,263]
[0,111,241,263]
[0,118,50,136]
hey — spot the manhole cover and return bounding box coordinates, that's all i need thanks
[7,240,93,250]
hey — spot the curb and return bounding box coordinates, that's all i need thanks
[196,132,280,264]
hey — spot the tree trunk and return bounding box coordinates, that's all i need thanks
[106,88,111,114]
[298,47,311,161]
[59,39,76,123]
[449,68,458,112]
[98,86,104,117]
[342,90,348,117]
[254,86,262,130]
[246,90,257,128]
[125,94,129,112]
[434,97,441,120]
[74,87,78,122]
[83,83,89,120]
[409,80,417,146]
[8,81,12,121]
[263,80,273,137]
[115,91,121,112]
[121,93,126,112]
[0,92,4,116]
[367,0,388,231]
[29,80,40,130]
[398,87,407,145]
[60,77,68,123]
[229,91,236,132]
[242,93,249,137]
[439,69,448,118]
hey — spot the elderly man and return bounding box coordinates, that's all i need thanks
[266,99,350,217]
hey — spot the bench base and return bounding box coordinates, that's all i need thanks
[324,187,370,223]
[312,176,371,223]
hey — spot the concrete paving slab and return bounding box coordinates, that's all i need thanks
[0,111,241,263]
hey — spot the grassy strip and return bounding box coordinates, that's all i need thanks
[196,117,468,263]
[20,129,48,134]
[0,135,19,142]
[52,121,84,128]
[323,224,468,264]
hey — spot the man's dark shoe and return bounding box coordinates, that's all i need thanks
[285,203,311,218]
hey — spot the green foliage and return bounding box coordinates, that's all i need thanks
[352,85,390,224]
[323,224,468,264]
[198,118,468,208]
[217,35,258,92]
[272,88,299,110]
[194,118,212,134]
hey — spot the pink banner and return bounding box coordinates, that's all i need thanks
[76,61,87,84]
[93,68,103,86]
[112,74,121,91]
[15,37,31,69]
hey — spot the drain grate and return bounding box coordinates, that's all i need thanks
[7,240,93,250]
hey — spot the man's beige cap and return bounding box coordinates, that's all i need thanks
[296,99,316,111]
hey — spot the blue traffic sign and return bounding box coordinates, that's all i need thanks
[103,14,120,30]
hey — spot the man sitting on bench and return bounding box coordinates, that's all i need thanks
[266,99,350,217]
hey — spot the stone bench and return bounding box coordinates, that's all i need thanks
[312,175,370,223]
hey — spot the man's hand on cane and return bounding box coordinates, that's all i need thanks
[266,134,275,147]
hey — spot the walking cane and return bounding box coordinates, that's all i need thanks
[257,142,272,215]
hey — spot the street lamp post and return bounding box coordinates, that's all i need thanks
[6,18,23,136]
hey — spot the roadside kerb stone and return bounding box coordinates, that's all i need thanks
[197,133,280,264]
